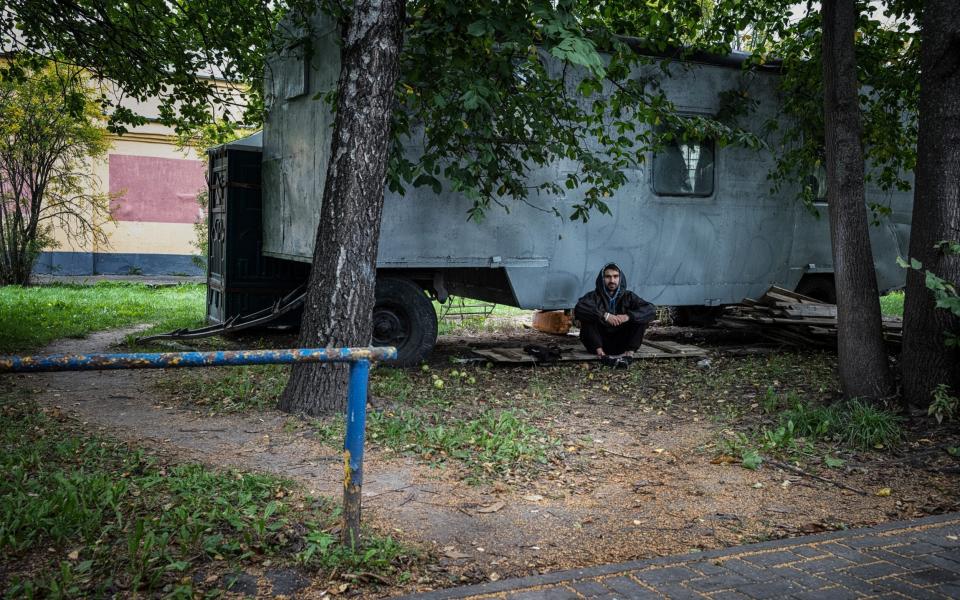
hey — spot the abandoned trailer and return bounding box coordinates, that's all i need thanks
[205,12,913,366]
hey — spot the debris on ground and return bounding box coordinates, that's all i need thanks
[719,286,903,347]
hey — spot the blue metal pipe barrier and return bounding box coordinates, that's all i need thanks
[0,346,397,373]
[0,346,396,545]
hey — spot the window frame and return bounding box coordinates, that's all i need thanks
[650,126,717,199]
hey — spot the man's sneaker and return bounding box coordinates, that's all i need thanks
[600,355,630,369]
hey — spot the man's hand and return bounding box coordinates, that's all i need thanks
[603,313,629,326]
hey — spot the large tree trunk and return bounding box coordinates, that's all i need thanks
[279,0,405,416]
[821,0,895,401]
[901,0,960,407]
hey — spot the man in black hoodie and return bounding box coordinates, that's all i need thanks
[574,263,655,363]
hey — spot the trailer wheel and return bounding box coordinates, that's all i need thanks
[373,277,438,367]
[795,275,837,304]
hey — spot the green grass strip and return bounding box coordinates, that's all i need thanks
[0,282,205,353]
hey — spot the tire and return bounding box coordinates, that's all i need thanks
[795,275,837,304]
[373,277,438,367]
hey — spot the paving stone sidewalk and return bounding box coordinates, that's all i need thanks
[402,513,960,599]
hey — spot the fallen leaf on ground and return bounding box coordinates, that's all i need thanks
[443,548,472,559]
[522,494,544,502]
[711,455,737,465]
[876,488,892,497]
[67,550,79,560]
[477,501,505,513]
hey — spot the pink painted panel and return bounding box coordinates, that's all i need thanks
[109,154,206,223]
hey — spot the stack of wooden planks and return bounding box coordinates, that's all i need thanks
[718,286,903,347]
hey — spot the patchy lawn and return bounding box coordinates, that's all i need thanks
[3,284,955,597]
[0,383,423,598]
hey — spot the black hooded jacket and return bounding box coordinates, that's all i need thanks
[574,263,655,329]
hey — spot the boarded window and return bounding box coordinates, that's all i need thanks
[653,137,715,197]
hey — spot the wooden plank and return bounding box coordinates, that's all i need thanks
[783,304,838,318]
[471,340,708,363]
[765,286,823,304]
[642,340,709,356]
[769,317,840,326]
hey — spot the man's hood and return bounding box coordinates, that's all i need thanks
[594,262,627,295]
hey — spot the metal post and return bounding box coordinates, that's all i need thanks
[342,358,370,546]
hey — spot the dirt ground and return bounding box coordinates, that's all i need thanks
[8,324,960,597]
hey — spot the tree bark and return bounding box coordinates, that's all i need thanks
[902,0,960,407]
[278,0,405,416]
[821,0,895,401]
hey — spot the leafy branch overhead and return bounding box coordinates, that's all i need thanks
[1,0,766,223]
[387,0,772,222]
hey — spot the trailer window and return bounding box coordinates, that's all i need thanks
[653,138,715,197]
[805,165,828,203]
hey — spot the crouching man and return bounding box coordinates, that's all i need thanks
[574,263,655,366]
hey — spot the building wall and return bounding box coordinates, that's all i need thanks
[35,124,207,276]
[32,78,244,277]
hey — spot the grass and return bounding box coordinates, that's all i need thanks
[160,364,290,413]
[718,391,903,469]
[0,388,419,597]
[368,408,559,479]
[434,296,531,335]
[0,282,205,353]
[880,290,904,316]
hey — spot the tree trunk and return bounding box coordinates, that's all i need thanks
[821,0,895,401]
[902,0,960,407]
[278,0,405,416]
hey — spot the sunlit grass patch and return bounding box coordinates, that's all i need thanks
[880,290,904,316]
[0,282,205,353]
[434,296,531,335]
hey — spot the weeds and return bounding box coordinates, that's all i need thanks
[160,364,289,413]
[929,384,958,424]
[372,368,415,403]
[717,393,902,468]
[0,391,418,596]
[361,408,559,480]
[842,399,902,449]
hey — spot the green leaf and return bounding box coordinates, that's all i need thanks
[467,21,489,37]
[264,500,278,519]
[741,450,763,470]
[824,455,845,468]
[548,36,606,77]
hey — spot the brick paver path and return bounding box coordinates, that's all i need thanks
[402,513,960,599]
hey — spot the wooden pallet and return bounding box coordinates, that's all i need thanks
[471,340,707,364]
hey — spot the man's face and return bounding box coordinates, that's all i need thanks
[603,268,620,293]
